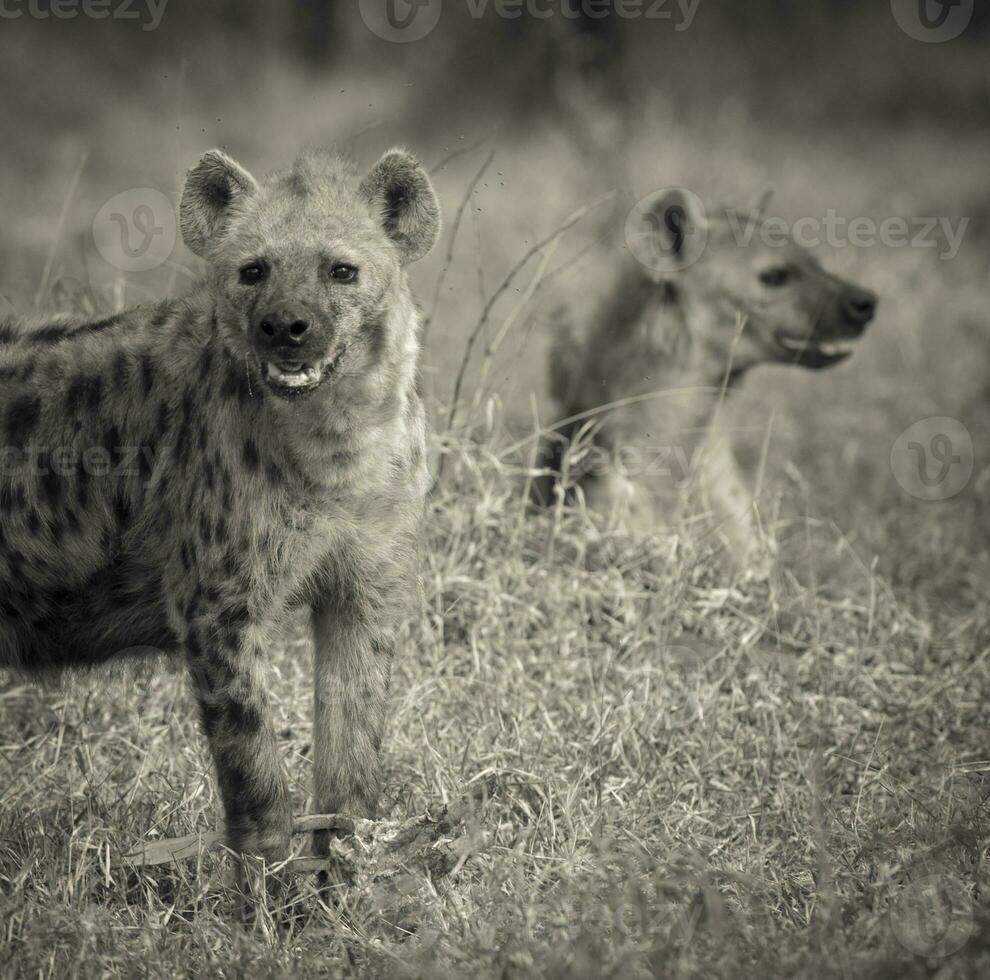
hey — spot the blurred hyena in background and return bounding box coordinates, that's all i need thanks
[538,189,877,571]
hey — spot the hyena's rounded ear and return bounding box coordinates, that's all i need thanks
[359,149,440,264]
[180,150,259,258]
[626,187,709,278]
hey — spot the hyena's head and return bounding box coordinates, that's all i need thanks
[180,147,439,407]
[629,189,878,373]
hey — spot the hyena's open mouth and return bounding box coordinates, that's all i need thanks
[262,353,341,397]
[775,331,859,369]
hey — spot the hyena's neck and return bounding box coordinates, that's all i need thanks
[671,288,750,392]
[582,275,743,453]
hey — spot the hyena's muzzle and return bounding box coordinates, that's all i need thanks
[777,280,878,370]
[251,302,344,397]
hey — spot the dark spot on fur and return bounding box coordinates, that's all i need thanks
[242,439,259,473]
[154,402,170,439]
[181,389,194,424]
[113,351,129,389]
[140,354,156,396]
[5,395,41,448]
[104,425,122,456]
[285,171,309,197]
[87,377,103,411]
[38,453,62,507]
[65,375,102,415]
[199,512,213,546]
[0,485,18,513]
[227,699,263,736]
[114,489,131,524]
[219,760,282,830]
[186,627,203,656]
[76,470,90,509]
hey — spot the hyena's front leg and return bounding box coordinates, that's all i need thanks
[698,440,767,575]
[310,592,396,855]
[184,616,292,860]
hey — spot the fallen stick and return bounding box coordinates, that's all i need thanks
[113,814,357,869]
[114,782,494,873]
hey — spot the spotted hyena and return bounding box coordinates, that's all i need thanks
[538,189,877,569]
[0,147,439,860]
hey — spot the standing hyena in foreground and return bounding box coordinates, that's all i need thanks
[0,147,439,859]
[539,189,877,569]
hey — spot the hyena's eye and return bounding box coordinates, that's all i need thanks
[330,264,358,283]
[239,262,268,285]
[759,266,794,288]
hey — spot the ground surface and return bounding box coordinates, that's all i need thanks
[1,26,989,980]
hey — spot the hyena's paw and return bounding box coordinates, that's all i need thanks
[226,800,295,863]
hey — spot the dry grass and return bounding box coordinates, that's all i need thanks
[2,433,989,978]
[2,32,990,979]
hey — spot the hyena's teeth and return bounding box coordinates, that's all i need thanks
[266,358,330,389]
[817,341,855,356]
[780,336,855,356]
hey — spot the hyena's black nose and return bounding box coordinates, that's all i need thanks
[843,289,878,328]
[256,313,310,350]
